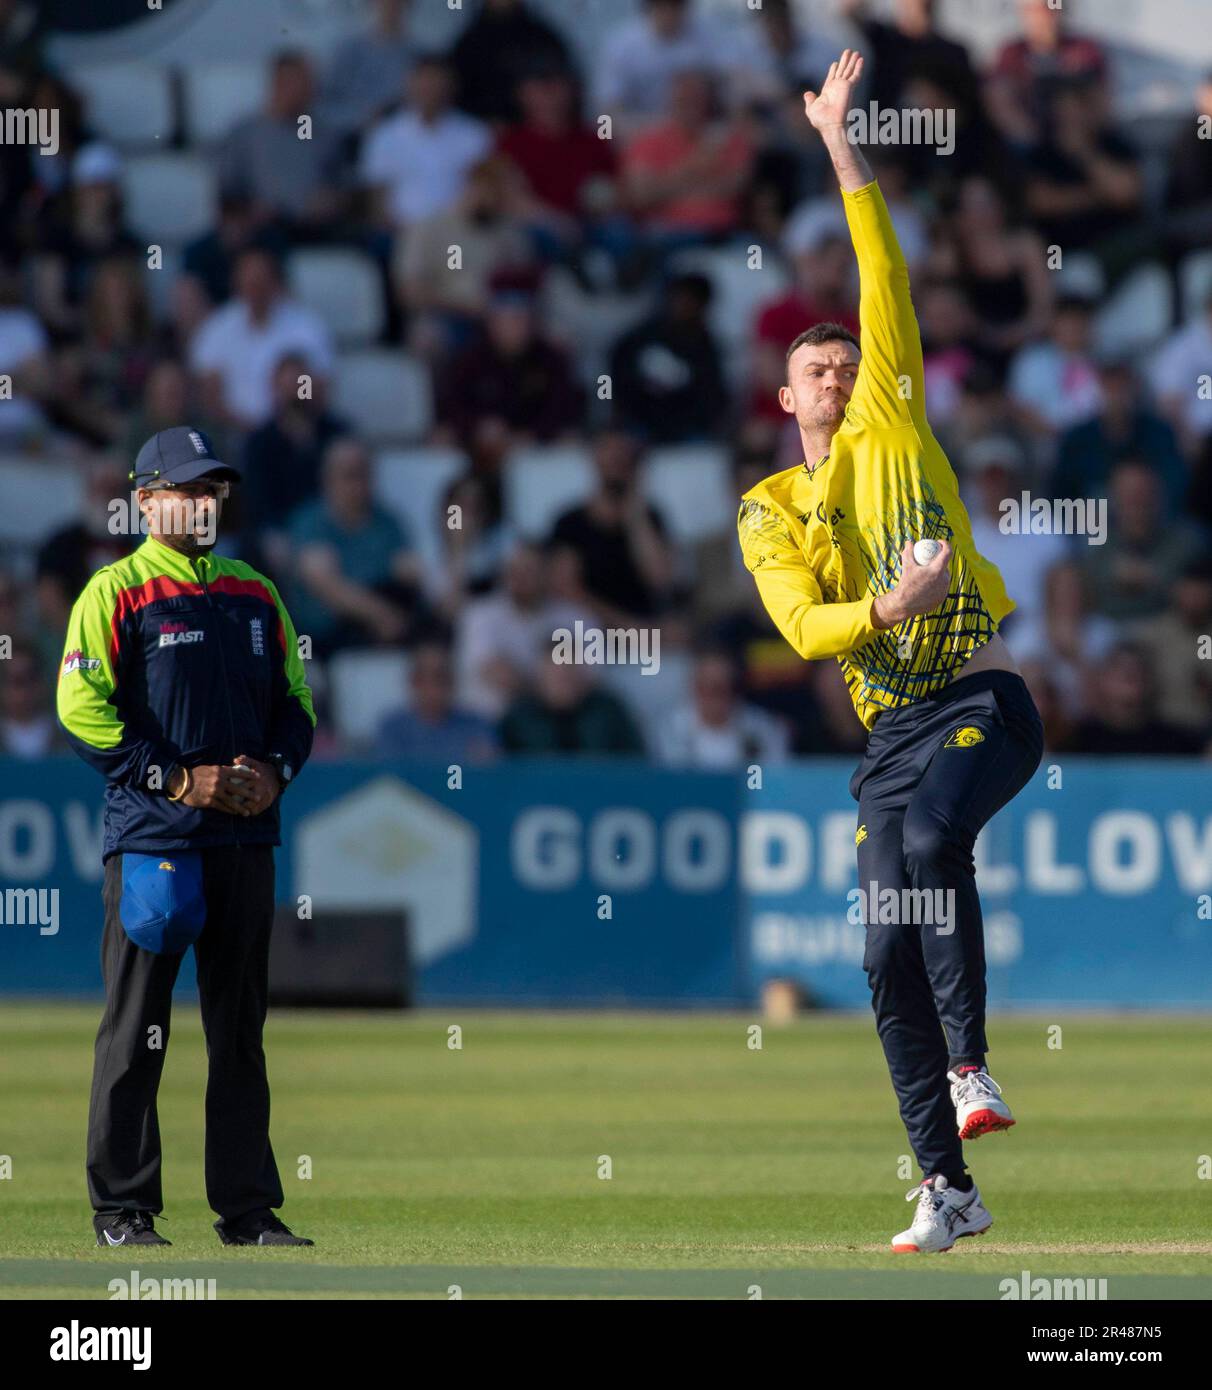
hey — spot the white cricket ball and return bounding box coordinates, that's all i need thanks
[913,539,942,566]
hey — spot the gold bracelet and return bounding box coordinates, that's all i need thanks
[167,767,192,802]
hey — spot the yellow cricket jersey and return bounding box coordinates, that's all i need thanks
[737,179,1014,731]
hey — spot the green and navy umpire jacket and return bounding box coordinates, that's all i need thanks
[56,533,316,863]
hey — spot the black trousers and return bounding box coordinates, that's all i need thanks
[87,844,284,1223]
[849,670,1044,1180]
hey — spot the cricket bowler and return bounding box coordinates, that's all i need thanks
[737,51,1045,1253]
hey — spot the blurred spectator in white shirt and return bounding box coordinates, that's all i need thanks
[360,55,492,229]
[962,435,1067,663]
[592,0,729,132]
[189,244,334,430]
[456,539,588,720]
[656,648,789,768]
[1150,292,1212,455]
[1008,294,1102,437]
[1,641,64,758]
[0,255,51,445]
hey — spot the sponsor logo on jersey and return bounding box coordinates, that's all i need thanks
[944,725,985,748]
[62,649,101,676]
[158,625,204,647]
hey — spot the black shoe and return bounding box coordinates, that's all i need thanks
[94,1211,171,1247]
[214,1209,314,1246]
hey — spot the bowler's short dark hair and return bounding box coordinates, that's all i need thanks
[785,322,861,373]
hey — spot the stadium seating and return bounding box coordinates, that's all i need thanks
[596,646,694,752]
[503,445,596,540]
[1092,262,1173,356]
[334,350,432,445]
[0,459,86,554]
[287,248,385,347]
[538,266,654,392]
[374,447,469,597]
[1053,251,1106,302]
[121,154,218,244]
[1180,249,1212,320]
[643,445,732,544]
[669,243,790,387]
[181,61,266,145]
[69,62,175,149]
[327,648,412,747]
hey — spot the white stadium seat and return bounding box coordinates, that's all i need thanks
[503,445,596,541]
[595,647,694,752]
[121,154,217,244]
[374,447,469,596]
[1180,249,1212,320]
[1093,263,1173,358]
[643,445,732,544]
[327,648,411,747]
[287,248,384,347]
[1053,251,1105,302]
[669,243,789,386]
[334,349,432,444]
[70,63,174,149]
[181,61,266,145]
[0,459,86,545]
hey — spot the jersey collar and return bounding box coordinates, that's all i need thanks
[143,533,218,581]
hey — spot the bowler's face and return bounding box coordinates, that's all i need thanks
[780,340,860,436]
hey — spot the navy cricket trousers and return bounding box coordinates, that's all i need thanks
[848,670,1044,1179]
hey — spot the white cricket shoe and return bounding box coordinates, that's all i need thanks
[948,1067,1015,1140]
[891,1174,992,1253]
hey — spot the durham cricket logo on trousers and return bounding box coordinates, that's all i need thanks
[943,725,986,748]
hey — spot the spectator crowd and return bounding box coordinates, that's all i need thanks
[2,0,1212,768]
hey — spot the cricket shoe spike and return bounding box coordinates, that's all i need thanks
[891,1174,992,1253]
[948,1067,1015,1139]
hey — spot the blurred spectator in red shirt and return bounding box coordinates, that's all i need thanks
[497,69,617,239]
[621,69,755,243]
[749,231,857,425]
[436,279,584,451]
[987,0,1107,147]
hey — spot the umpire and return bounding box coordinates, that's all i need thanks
[56,427,316,1248]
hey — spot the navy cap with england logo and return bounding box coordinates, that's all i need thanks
[131,426,242,488]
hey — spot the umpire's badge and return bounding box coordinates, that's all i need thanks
[944,725,985,748]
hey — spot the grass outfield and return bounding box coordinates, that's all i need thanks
[1,1005,1209,1299]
